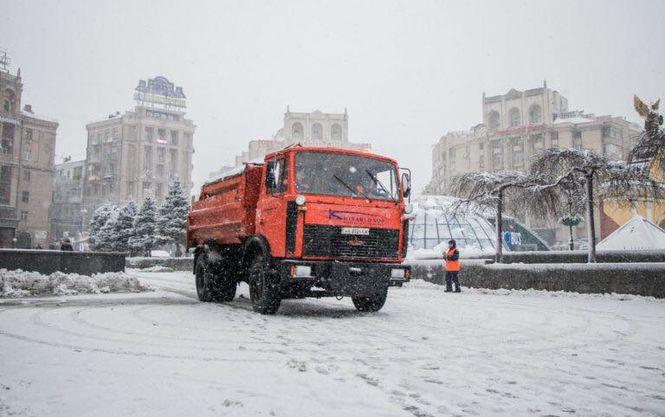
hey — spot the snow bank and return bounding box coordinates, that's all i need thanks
[138,265,175,272]
[407,277,665,303]
[0,269,152,298]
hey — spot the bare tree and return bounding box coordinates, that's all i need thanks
[449,171,560,263]
[531,148,659,262]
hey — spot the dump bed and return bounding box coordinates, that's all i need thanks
[187,164,263,247]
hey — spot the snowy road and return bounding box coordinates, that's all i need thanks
[1,271,665,417]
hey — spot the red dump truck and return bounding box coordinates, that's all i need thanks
[187,146,412,314]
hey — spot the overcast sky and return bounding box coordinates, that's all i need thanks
[2,0,664,192]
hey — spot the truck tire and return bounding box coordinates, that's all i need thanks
[248,253,281,314]
[195,254,215,302]
[213,275,237,302]
[352,287,388,312]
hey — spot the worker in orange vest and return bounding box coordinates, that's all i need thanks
[444,239,461,293]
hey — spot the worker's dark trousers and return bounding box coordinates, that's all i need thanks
[445,271,460,292]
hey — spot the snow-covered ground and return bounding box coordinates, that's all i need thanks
[1,270,664,417]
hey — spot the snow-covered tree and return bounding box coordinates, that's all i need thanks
[88,204,117,250]
[129,196,158,257]
[112,201,138,253]
[449,171,560,263]
[156,181,190,257]
[97,206,121,251]
[531,148,660,262]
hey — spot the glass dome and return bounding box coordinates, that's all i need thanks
[408,195,498,256]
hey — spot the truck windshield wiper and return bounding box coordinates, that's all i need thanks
[366,170,396,202]
[333,175,370,201]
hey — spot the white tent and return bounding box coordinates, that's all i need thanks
[597,215,665,251]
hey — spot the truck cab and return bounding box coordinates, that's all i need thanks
[188,146,412,314]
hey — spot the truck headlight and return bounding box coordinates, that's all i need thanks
[391,268,407,279]
[290,265,312,278]
[404,203,413,214]
[295,194,306,206]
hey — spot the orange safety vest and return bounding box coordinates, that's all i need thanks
[445,248,460,272]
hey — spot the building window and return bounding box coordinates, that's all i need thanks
[21,147,31,161]
[531,134,544,154]
[292,122,303,141]
[23,169,30,182]
[509,108,521,127]
[478,143,485,169]
[491,141,504,169]
[170,130,179,146]
[1,123,14,155]
[573,130,582,150]
[550,131,559,147]
[157,128,167,144]
[21,191,29,203]
[448,148,456,171]
[311,123,322,141]
[73,167,82,181]
[3,90,15,113]
[488,111,500,129]
[170,149,178,168]
[0,166,11,204]
[331,124,342,141]
[145,127,154,142]
[20,211,28,221]
[529,105,542,124]
[156,183,163,198]
[602,125,623,140]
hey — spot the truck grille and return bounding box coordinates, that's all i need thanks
[303,225,399,259]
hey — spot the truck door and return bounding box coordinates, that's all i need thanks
[256,156,289,257]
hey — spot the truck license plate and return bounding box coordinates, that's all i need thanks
[341,227,370,235]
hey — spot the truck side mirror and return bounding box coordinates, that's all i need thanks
[401,172,411,201]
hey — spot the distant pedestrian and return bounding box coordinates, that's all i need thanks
[60,238,73,251]
[443,239,461,293]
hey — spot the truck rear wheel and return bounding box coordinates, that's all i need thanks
[248,253,281,314]
[214,275,237,302]
[352,287,388,312]
[195,254,215,302]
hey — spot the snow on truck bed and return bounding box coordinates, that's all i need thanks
[0,270,664,417]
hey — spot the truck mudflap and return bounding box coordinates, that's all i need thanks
[275,259,410,297]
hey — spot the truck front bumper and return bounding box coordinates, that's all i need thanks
[276,259,410,297]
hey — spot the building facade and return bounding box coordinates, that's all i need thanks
[0,63,58,248]
[51,159,86,244]
[427,82,641,245]
[228,108,371,170]
[83,76,195,213]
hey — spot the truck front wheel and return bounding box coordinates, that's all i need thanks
[248,253,281,315]
[195,255,215,302]
[352,287,388,312]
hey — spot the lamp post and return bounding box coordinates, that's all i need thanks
[560,214,582,251]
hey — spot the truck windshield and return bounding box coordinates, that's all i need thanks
[295,152,399,201]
